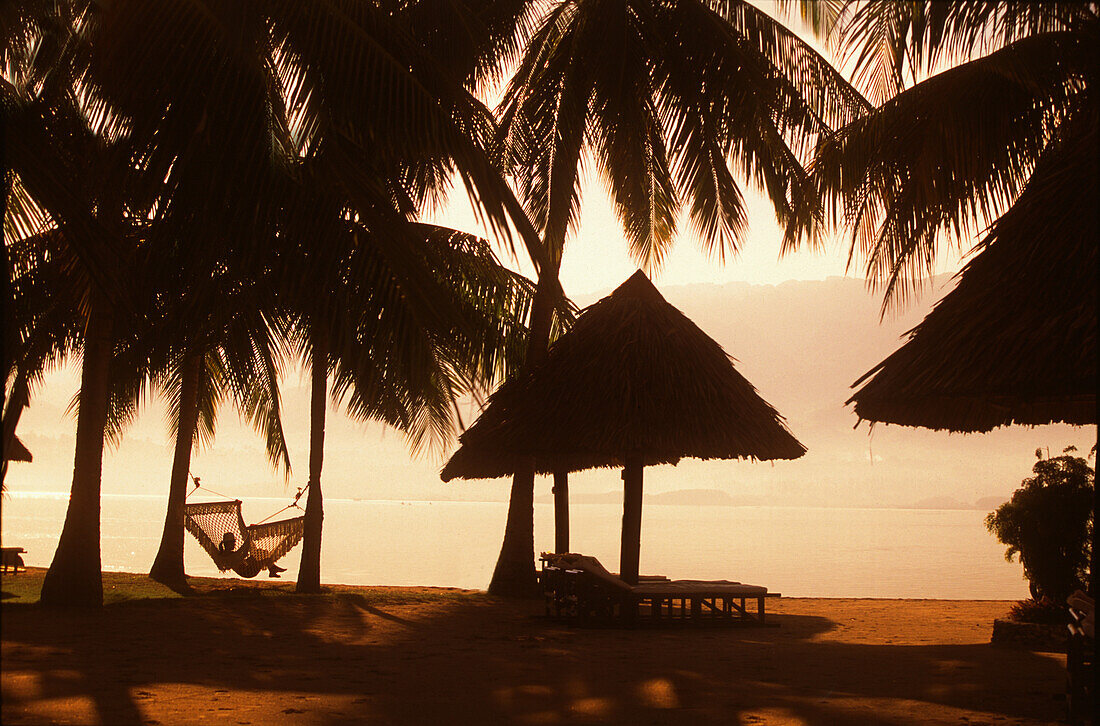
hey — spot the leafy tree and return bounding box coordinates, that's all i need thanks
[986,448,1094,602]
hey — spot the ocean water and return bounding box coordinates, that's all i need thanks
[0,491,1029,599]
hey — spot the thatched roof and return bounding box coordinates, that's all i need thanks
[442,270,805,481]
[5,435,33,463]
[848,121,1097,432]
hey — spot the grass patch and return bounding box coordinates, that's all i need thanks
[2,567,490,608]
[1,569,44,604]
[2,568,186,606]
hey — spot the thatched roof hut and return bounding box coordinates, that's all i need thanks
[4,435,33,463]
[442,270,804,585]
[442,270,806,481]
[848,122,1097,433]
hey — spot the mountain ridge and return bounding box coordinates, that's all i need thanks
[8,275,1091,510]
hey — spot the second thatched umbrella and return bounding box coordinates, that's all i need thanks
[442,270,805,584]
[847,119,1097,593]
[847,121,1096,432]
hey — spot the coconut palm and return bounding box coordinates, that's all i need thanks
[255,1,553,593]
[5,58,146,606]
[272,212,540,593]
[6,0,550,606]
[104,252,292,591]
[791,1,1098,310]
[484,0,868,596]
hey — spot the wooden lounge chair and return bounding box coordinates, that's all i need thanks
[1,547,26,574]
[1065,590,1094,725]
[539,553,779,627]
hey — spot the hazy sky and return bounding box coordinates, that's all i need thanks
[429,171,875,297]
[5,1,991,511]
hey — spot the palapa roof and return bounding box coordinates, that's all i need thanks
[441,270,805,481]
[848,122,1097,433]
[5,435,33,463]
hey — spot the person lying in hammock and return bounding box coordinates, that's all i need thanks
[218,532,287,578]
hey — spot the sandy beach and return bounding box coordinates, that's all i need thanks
[0,568,1070,725]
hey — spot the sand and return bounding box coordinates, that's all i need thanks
[2,569,1070,725]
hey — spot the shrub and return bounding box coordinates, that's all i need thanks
[1009,597,1067,624]
[985,447,1094,602]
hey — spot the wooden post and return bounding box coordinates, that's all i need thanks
[619,455,644,586]
[553,469,569,553]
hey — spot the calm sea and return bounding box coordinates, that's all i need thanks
[0,491,1028,599]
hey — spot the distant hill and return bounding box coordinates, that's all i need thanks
[898,495,1010,510]
[8,276,1093,510]
[973,496,1007,512]
[648,489,741,506]
[534,488,764,507]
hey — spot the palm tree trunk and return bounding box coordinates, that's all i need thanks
[487,272,558,598]
[2,368,31,485]
[297,325,327,593]
[40,291,114,607]
[149,350,202,590]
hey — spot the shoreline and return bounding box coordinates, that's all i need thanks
[0,494,1034,600]
[3,568,1067,725]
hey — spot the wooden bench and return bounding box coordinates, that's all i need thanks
[1,547,26,574]
[540,553,779,627]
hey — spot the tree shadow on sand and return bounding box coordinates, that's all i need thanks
[1,588,1070,725]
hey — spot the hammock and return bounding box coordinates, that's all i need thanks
[184,500,304,578]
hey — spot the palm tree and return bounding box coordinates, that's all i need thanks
[5,21,143,605]
[105,255,292,591]
[7,0,548,606]
[485,0,868,596]
[790,2,1098,310]
[256,2,551,593]
[272,213,539,593]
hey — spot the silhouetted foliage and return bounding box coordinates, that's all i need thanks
[985,447,1094,602]
[1007,597,1066,625]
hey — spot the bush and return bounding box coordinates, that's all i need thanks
[1009,597,1068,624]
[985,447,1094,602]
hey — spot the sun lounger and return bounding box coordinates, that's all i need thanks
[1,547,26,574]
[539,553,779,627]
[1065,590,1094,725]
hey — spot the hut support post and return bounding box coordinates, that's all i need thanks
[553,470,569,553]
[620,456,644,586]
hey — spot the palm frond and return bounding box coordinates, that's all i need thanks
[831,1,1095,101]
[386,0,546,97]
[217,309,292,474]
[774,0,845,39]
[802,31,1092,311]
[502,0,869,271]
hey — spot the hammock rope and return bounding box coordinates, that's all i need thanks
[183,475,305,578]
